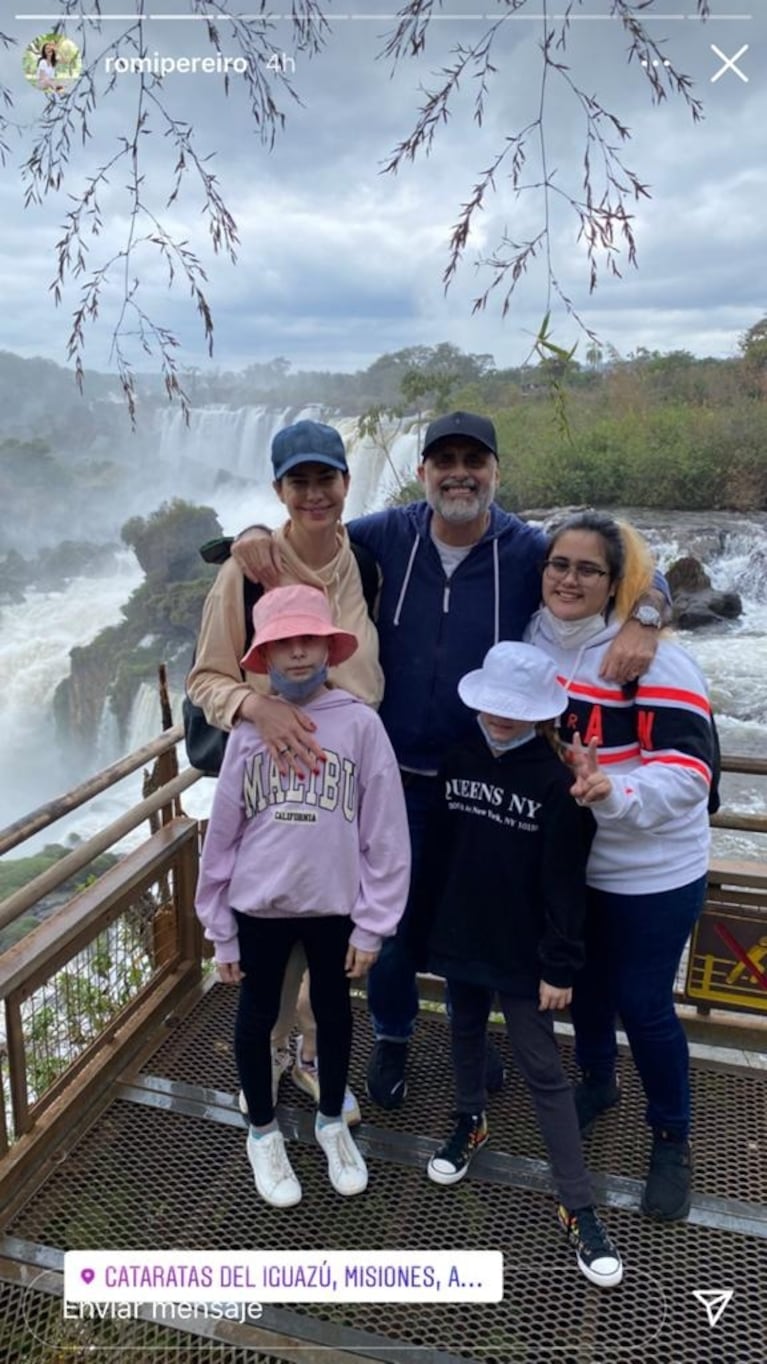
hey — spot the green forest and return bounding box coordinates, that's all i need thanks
[1,323,767,535]
[367,327,767,513]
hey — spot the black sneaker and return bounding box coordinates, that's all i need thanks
[558,1204,623,1288]
[485,1039,506,1093]
[574,1072,620,1135]
[428,1112,489,1186]
[642,1130,692,1221]
[366,1039,408,1110]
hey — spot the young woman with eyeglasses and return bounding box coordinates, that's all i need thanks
[526,510,716,1224]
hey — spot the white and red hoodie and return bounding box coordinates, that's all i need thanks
[195,689,411,964]
[527,612,714,895]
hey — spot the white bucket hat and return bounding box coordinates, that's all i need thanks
[458,641,568,722]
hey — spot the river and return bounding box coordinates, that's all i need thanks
[1,505,765,861]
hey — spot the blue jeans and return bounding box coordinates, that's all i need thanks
[570,874,707,1138]
[367,773,439,1040]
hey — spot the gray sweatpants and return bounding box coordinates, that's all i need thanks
[448,978,594,1211]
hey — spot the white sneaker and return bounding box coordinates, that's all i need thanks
[246,1129,302,1208]
[315,1119,368,1196]
[238,1046,292,1117]
[293,1036,360,1125]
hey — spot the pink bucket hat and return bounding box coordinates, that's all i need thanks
[240,584,358,674]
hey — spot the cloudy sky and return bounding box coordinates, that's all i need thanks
[0,0,763,380]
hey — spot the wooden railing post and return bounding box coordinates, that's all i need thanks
[0,1049,9,1157]
[175,819,202,968]
[5,996,29,1138]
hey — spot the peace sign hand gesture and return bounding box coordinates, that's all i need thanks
[569,733,612,806]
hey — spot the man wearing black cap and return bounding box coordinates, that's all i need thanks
[230,411,666,1110]
[347,410,545,1108]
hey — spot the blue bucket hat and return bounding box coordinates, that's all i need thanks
[271,420,349,479]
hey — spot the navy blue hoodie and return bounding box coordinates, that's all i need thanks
[347,502,546,773]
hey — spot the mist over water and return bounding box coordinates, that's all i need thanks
[1,420,765,859]
[4,402,421,554]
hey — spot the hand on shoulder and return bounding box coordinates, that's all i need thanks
[232,527,283,586]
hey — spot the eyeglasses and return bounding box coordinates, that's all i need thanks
[543,557,609,582]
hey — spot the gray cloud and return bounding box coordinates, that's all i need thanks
[0,3,763,378]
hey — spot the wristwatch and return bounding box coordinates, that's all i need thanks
[632,603,663,628]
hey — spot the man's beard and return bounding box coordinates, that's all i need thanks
[428,479,493,525]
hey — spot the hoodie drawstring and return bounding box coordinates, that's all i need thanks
[564,643,588,695]
[493,537,500,645]
[394,529,500,633]
[393,534,421,627]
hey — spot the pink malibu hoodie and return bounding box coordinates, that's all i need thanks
[194,688,411,964]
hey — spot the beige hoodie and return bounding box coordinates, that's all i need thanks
[186,523,384,729]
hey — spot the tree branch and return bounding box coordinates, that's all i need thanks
[381,0,710,342]
[13,0,329,422]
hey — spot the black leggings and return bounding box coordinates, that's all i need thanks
[233,911,352,1126]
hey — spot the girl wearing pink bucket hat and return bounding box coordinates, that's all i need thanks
[239,583,358,677]
[195,585,410,1210]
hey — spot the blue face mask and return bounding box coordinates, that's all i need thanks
[477,716,536,754]
[268,663,328,705]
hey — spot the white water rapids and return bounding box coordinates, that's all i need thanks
[1,483,766,862]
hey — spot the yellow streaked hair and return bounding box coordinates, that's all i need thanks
[612,519,655,622]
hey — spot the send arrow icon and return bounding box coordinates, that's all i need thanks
[692,1289,734,1327]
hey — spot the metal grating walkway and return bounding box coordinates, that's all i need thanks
[1,985,765,1364]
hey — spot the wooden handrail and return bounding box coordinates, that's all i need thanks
[721,755,767,776]
[0,820,199,998]
[0,768,201,934]
[0,724,185,857]
[707,857,767,887]
[711,812,767,834]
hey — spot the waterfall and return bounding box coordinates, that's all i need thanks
[336,418,420,518]
[153,403,323,483]
[150,404,420,525]
[94,696,121,767]
[0,554,142,833]
[2,402,767,853]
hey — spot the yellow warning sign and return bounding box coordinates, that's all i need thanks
[686,899,767,1014]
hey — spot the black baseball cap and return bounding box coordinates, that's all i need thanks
[271,420,349,479]
[421,411,498,461]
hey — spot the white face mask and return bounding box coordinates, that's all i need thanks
[539,606,607,649]
[477,716,536,754]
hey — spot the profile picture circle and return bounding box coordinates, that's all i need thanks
[23,34,81,95]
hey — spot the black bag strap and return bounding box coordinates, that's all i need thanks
[349,539,380,621]
[200,535,239,566]
[707,710,722,816]
[241,575,263,657]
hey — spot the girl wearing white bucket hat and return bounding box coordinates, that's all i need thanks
[414,639,623,1290]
